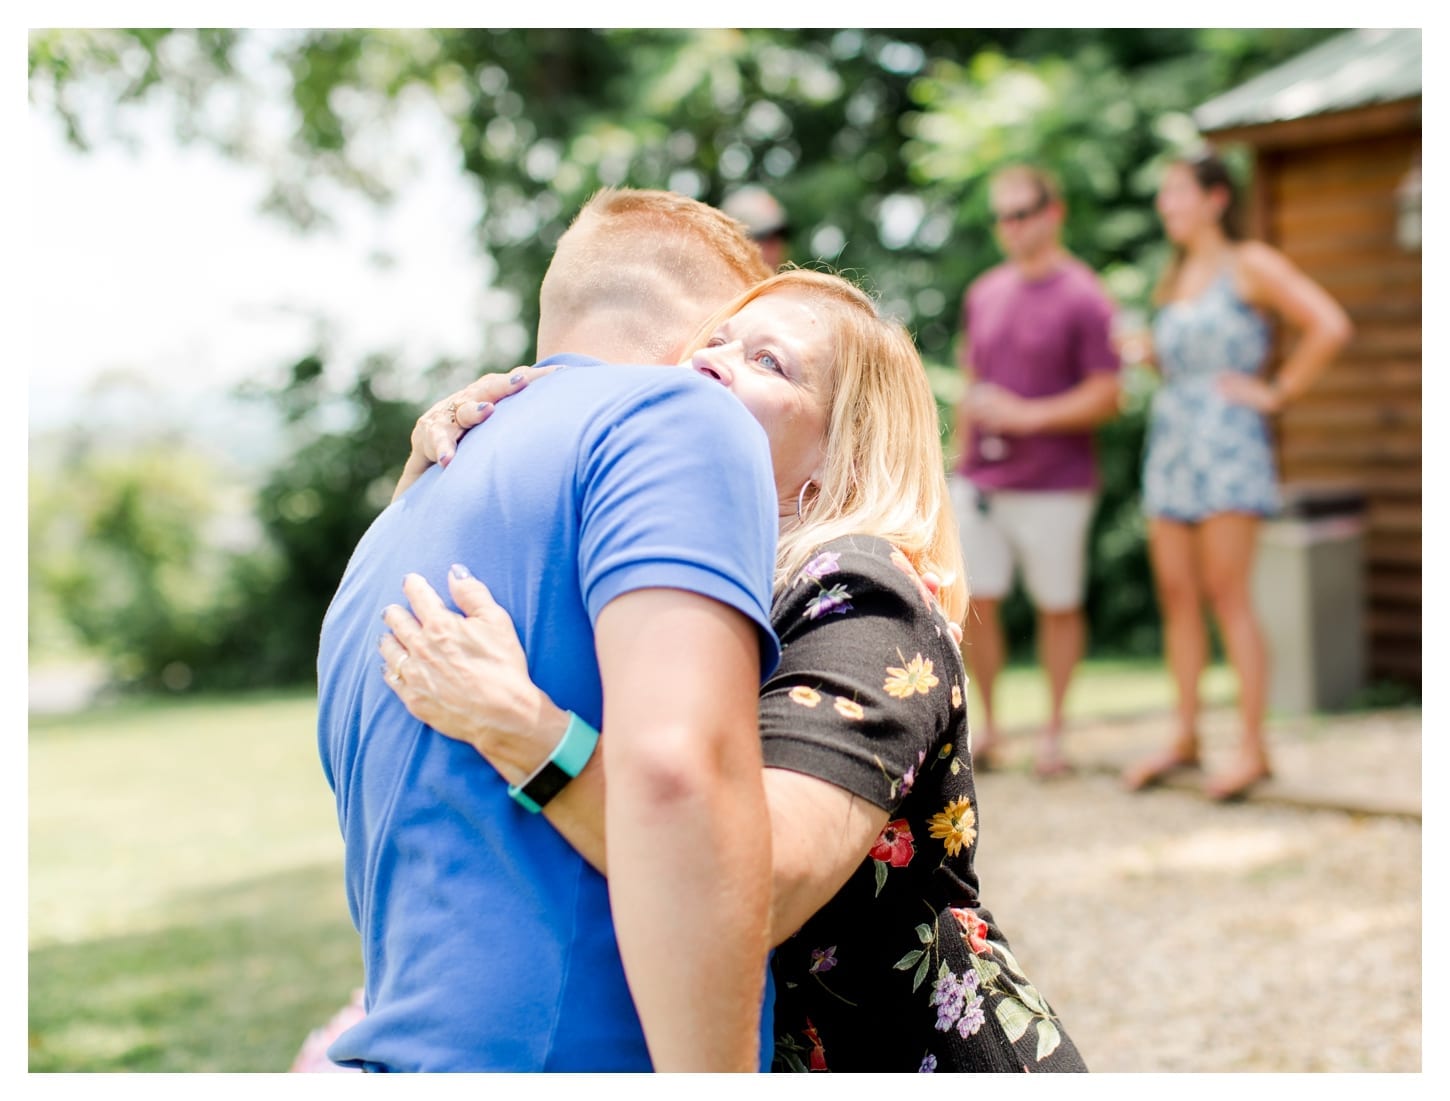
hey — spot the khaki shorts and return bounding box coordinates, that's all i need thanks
[948,474,1096,612]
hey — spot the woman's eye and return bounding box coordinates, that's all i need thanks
[757,351,783,374]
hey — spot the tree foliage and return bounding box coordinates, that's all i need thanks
[30,444,238,690]
[29,28,1340,687]
[225,351,454,686]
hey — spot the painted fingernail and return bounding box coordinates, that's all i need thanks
[477,401,493,414]
[450,563,472,580]
[509,374,523,386]
[440,452,452,467]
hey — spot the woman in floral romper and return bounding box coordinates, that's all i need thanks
[1124,150,1352,801]
[374,269,1086,1072]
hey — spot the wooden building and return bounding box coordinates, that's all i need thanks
[1195,28,1422,686]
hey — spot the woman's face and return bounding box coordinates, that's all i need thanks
[688,290,833,507]
[1155,162,1223,245]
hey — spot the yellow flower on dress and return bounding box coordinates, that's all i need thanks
[951,683,963,709]
[927,796,978,857]
[834,697,864,721]
[884,654,939,699]
[789,685,822,708]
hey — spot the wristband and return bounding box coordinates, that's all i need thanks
[507,712,600,813]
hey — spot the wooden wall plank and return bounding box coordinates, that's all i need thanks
[1280,438,1420,464]
[1277,400,1421,432]
[1341,324,1420,359]
[1365,540,1421,568]
[1274,163,1415,205]
[1275,199,1399,238]
[1367,573,1423,605]
[1279,464,1420,498]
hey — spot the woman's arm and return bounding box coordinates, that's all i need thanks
[381,569,887,945]
[1223,241,1354,413]
[381,569,609,869]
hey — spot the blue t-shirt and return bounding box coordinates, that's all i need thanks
[316,359,782,1071]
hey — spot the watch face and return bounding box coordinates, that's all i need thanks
[521,760,574,810]
[510,713,599,812]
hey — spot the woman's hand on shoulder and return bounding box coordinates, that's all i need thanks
[379,564,568,776]
[919,571,964,650]
[393,363,559,502]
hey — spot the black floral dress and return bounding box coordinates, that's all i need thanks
[763,535,1086,1073]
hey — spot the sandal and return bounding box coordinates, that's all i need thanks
[1034,748,1074,780]
[1204,758,1273,803]
[971,736,1005,772]
[1121,745,1200,792]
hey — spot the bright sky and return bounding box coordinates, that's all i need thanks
[26,54,491,449]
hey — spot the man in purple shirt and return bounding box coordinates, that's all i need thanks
[950,164,1121,777]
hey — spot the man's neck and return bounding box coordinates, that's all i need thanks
[538,325,675,368]
[1011,244,1068,282]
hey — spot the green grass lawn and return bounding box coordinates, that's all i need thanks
[974,656,1235,732]
[28,689,359,1072]
[28,659,1230,1071]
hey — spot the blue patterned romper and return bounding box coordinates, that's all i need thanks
[1142,270,1281,521]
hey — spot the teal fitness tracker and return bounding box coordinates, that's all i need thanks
[507,712,600,813]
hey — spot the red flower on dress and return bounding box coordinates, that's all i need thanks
[804,1020,828,1072]
[869,818,916,868]
[950,906,992,955]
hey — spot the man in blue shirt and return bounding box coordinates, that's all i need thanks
[317,189,779,1071]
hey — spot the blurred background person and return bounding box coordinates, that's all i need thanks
[723,184,791,270]
[949,164,1122,778]
[1122,148,1353,802]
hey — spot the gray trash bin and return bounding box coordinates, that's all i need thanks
[1250,485,1367,714]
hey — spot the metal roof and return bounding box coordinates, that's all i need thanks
[1195,28,1421,134]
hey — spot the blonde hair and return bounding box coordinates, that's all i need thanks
[539,188,770,362]
[687,269,968,626]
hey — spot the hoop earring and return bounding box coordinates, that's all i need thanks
[796,479,817,520]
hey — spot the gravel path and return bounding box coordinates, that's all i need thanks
[969,764,1422,1071]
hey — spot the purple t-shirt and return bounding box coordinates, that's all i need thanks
[958,257,1119,491]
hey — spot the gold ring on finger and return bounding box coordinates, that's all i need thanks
[446,399,464,427]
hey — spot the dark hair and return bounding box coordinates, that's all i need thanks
[1179,148,1244,239]
[1153,147,1246,304]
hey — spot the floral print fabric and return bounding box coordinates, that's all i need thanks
[1142,270,1281,521]
[764,535,1086,1073]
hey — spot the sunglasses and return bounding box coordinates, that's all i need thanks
[992,197,1049,226]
